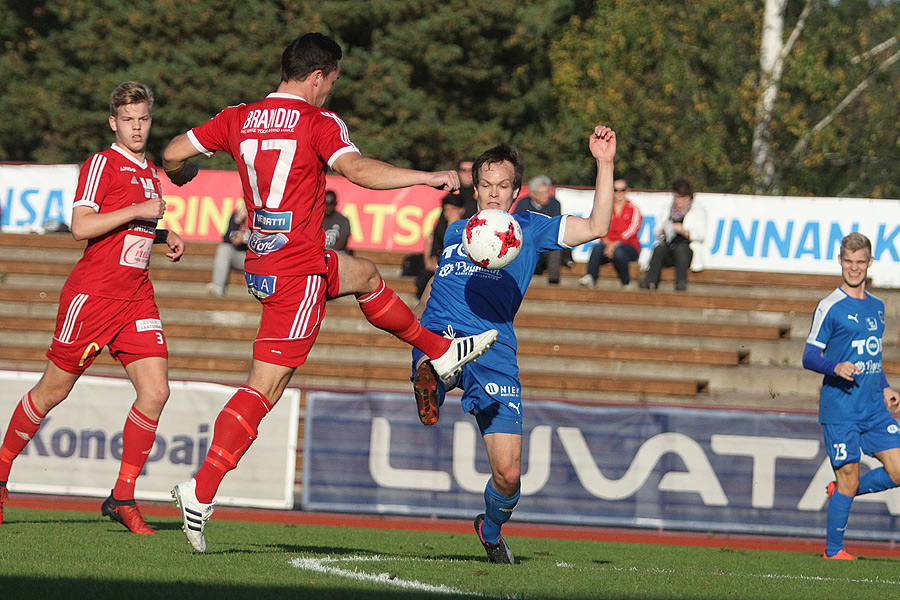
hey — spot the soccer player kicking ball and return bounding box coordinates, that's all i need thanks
[412,125,617,563]
[162,33,496,552]
[802,232,900,560]
[0,82,185,534]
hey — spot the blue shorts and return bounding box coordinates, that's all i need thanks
[412,334,522,436]
[822,408,900,468]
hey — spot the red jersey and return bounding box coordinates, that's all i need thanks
[64,144,162,300]
[602,199,642,252]
[187,92,359,277]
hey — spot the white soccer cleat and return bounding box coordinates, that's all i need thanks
[430,329,498,382]
[579,274,595,287]
[172,478,215,553]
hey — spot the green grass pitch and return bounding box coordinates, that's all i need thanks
[1,508,898,599]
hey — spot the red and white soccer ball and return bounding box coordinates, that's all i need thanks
[462,209,523,269]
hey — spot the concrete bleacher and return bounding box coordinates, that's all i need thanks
[1,232,898,413]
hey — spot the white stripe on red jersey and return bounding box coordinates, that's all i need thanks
[290,275,323,339]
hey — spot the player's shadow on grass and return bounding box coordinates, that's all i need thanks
[258,543,384,556]
[15,517,99,526]
[260,544,519,564]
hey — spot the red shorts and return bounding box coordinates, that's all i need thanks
[251,250,341,367]
[46,289,168,374]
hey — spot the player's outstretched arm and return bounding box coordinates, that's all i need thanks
[162,134,201,186]
[332,153,459,192]
[562,125,617,248]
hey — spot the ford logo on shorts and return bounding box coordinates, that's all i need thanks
[249,231,289,255]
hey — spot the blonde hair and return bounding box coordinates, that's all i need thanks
[840,232,872,259]
[109,82,154,117]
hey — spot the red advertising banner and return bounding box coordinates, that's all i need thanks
[159,169,446,253]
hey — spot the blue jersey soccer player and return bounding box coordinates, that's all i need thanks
[802,232,900,560]
[412,125,617,563]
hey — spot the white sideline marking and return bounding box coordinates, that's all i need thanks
[290,555,487,596]
[610,565,900,586]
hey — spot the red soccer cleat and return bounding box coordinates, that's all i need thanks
[413,360,441,426]
[101,493,156,535]
[823,549,857,560]
[826,481,836,498]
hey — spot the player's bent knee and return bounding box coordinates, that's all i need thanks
[339,255,382,296]
[138,385,170,412]
[494,468,521,495]
[884,464,900,486]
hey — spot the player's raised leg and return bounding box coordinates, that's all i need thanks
[0,362,78,525]
[335,252,497,381]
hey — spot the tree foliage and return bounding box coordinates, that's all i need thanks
[550,0,900,196]
[0,0,897,196]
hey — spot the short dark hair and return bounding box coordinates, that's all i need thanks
[325,190,337,204]
[472,143,525,192]
[282,33,342,83]
[671,177,693,199]
[442,193,466,209]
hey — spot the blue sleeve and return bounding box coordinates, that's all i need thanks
[802,343,837,376]
[527,213,566,253]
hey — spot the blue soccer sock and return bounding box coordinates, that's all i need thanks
[480,480,519,545]
[857,467,897,495]
[825,490,853,557]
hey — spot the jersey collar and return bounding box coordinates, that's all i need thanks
[110,143,148,169]
[267,92,310,104]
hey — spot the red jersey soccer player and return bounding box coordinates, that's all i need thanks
[162,33,496,552]
[0,82,185,534]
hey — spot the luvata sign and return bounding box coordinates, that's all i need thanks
[303,392,900,541]
[0,371,299,509]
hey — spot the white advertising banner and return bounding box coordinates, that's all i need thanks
[557,188,900,287]
[0,371,299,509]
[0,164,78,233]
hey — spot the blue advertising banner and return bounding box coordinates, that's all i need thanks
[303,392,900,541]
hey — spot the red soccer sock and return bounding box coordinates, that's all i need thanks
[357,280,450,359]
[194,386,271,504]
[112,406,159,501]
[0,392,45,482]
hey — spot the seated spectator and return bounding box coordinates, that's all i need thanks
[639,177,707,291]
[207,203,249,297]
[414,193,467,298]
[513,175,571,284]
[323,190,352,253]
[580,178,642,287]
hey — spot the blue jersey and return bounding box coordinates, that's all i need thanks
[806,288,886,423]
[421,211,568,351]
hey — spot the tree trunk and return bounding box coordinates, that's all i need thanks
[751,0,787,195]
